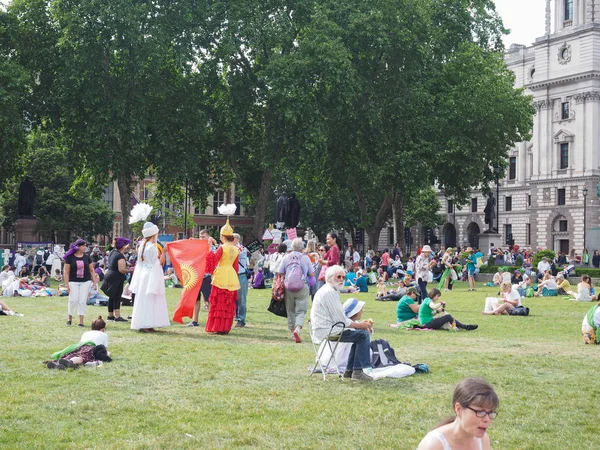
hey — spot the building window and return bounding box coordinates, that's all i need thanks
[505,196,512,212]
[388,227,395,245]
[103,183,114,210]
[526,223,531,245]
[143,186,152,201]
[234,194,241,216]
[447,200,453,214]
[559,220,568,232]
[560,143,569,169]
[561,102,569,120]
[565,0,573,21]
[557,188,566,206]
[527,194,531,207]
[471,198,477,213]
[509,157,516,180]
[504,224,513,245]
[212,192,225,215]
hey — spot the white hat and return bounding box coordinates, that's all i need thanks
[422,245,432,253]
[142,222,159,238]
[343,298,365,318]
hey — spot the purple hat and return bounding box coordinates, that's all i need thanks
[114,237,131,250]
[64,239,87,259]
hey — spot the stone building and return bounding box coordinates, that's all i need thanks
[435,0,600,255]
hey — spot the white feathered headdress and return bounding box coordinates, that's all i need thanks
[218,203,237,236]
[129,203,153,224]
[218,203,237,216]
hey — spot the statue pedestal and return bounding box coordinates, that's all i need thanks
[478,233,501,255]
[15,217,38,242]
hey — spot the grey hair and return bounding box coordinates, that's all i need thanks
[232,233,241,240]
[291,238,305,252]
[325,265,346,284]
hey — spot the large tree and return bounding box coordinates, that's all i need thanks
[0,9,28,187]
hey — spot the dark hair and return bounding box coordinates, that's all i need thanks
[277,243,287,254]
[92,316,106,331]
[223,235,234,242]
[20,267,30,277]
[1,265,8,271]
[428,288,441,299]
[327,232,343,264]
[433,378,499,429]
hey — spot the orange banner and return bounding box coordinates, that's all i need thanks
[168,239,209,324]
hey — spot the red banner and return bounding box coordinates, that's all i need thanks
[168,239,209,324]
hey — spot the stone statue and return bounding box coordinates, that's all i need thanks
[18,178,36,217]
[483,192,496,233]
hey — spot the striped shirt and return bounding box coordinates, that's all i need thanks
[310,283,352,342]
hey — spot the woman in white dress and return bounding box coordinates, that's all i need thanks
[130,221,170,332]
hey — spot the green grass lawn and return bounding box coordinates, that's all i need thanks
[1,281,598,449]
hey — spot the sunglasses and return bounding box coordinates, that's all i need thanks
[335,275,345,280]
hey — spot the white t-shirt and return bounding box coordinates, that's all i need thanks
[80,330,109,348]
[503,287,522,307]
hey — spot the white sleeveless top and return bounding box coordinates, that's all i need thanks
[427,430,483,450]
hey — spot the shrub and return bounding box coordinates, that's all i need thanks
[487,256,495,267]
[479,265,522,274]
[574,268,600,278]
[532,249,555,269]
[515,255,523,267]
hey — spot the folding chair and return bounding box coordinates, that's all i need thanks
[308,320,346,381]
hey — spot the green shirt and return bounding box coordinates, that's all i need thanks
[418,298,435,325]
[396,295,417,322]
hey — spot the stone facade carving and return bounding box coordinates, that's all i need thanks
[543,188,551,201]
[558,42,572,65]
[570,186,579,199]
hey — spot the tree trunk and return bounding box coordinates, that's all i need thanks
[252,168,273,239]
[392,193,406,256]
[354,188,394,251]
[117,173,133,239]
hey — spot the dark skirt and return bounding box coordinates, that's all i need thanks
[63,345,96,364]
[101,270,125,298]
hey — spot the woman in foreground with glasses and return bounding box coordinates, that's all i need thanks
[417,378,497,449]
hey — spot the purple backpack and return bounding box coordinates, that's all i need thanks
[284,253,305,292]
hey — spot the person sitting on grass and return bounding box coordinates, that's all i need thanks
[375,277,387,298]
[396,287,420,323]
[418,288,478,331]
[417,378,497,450]
[556,274,571,295]
[568,274,597,302]
[354,270,369,293]
[344,267,357,287]
[376,280,408,302]
[515,274,533,297]
[53,269,63,282]
[582,301,600,344]
[482,281,521,315]
[164,267,180,288]
[535,272,558,297]
[46,316,112,370]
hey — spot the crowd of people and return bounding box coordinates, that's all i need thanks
[5,211,600,445]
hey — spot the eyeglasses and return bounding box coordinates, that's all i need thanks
[335,275,345,280]
[464,405,498,419]
[318,249,325,252]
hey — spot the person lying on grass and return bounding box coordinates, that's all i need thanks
[418,288,477,331]
[46,316,112,370]
[482,281,521,315]
[0,299,23,316]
